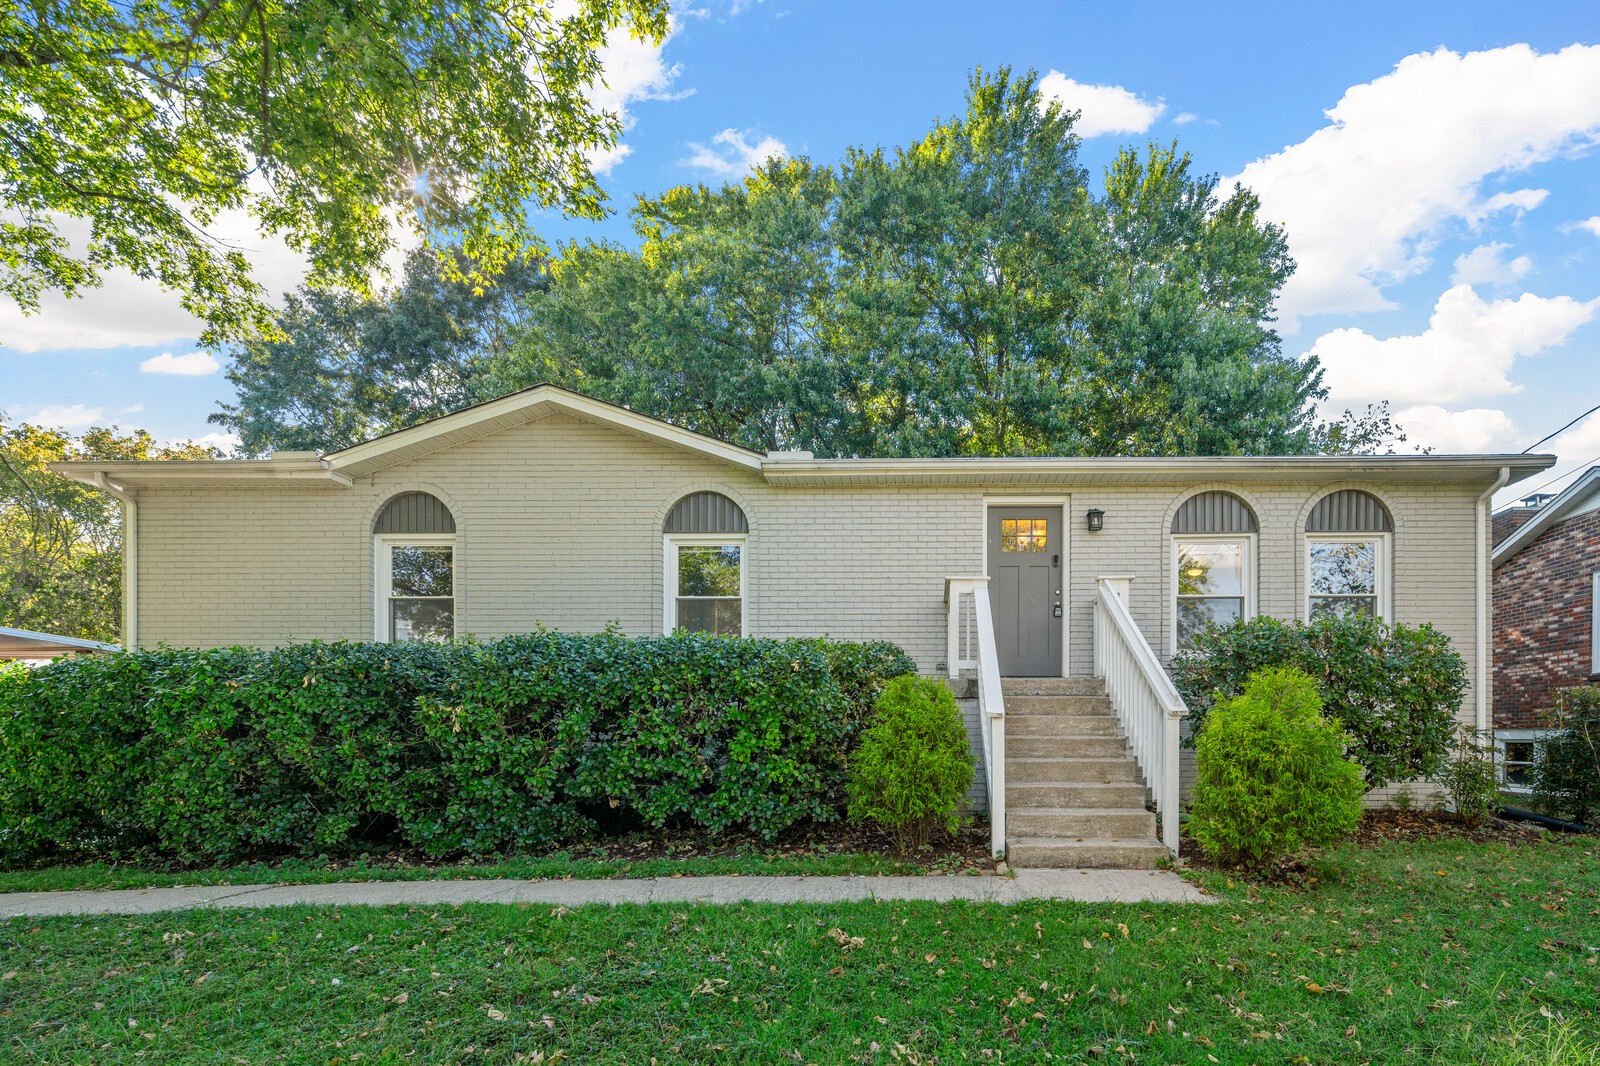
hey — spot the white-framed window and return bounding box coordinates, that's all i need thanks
[664,534,745,636]
[1307,534,1389,621]
[1591,571,1599,676]
[1174,535,1255,652]
[1496,728,1547,793]
[375,533,456,642]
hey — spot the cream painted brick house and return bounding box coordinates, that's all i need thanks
[55,384,1554,866]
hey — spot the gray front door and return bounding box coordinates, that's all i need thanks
[987,507,1063,676]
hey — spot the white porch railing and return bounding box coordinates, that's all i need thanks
[1092,576,1185,856]
[945,576,1006,857]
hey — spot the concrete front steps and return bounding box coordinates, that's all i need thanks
[1002,677,1169,869]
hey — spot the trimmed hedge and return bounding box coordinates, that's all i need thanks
[1172,614,1466,790]
[0,633,917,864]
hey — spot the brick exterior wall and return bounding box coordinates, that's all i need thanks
[1493,507,1538,547]
[1493,506,1600,729]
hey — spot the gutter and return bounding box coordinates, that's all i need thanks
[90,472,137,650]
[1476,466,1511,732]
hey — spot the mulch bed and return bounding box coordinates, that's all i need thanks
[530,820,998,872]
[1178,807,1548,883]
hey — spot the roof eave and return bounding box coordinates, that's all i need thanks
[759,453,1556,487]
[1491,466,1600,567]
[50,459,354,489]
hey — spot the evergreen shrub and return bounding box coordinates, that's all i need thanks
[847,676,975,851]
[1189,666,1365,870]
[0,633,916,864]
[1173,614,1466,789]
[1533,686,1600,825]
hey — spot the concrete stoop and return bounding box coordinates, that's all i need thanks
[1002,676,1169,870]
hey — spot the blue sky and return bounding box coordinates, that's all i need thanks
[3,0,1598,506]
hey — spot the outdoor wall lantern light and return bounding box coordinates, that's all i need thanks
[1085,508,1105,532]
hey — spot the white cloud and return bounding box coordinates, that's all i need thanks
[191,431,242,454]
[1173,112,1198,125]
[0,200,316,352]
[1575,216,1600,237]
[1222,44,1600,329]
[1393,404,1520,453]
[119,403,144,414]
[32,403,103,429]
[1307,283,1600,407]
[1037,72,1166,137]
[681,128,788,177]
[138,350,220,376]
[1451,243,1532,286]
[586,17,692,175]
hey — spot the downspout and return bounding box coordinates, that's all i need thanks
[91,472,137,649]
[1475,466,1511,733]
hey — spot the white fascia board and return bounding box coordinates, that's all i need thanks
[1492,466,1600,568]
[323,385,765,474]
[50,459,353,487]
[760,453,1556,487]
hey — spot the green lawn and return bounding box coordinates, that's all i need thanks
[0,849,943,895]
[2,836,1596,1064]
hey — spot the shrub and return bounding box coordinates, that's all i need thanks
[847,676,975,852]
[1172,613,1466,790]
[0,632,917,864]
[1188,666,1365,871]
[1436,726,1500,826]
[1533,686,1600,826]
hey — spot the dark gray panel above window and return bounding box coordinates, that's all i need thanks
[1306,489,1392,533]
[1171,491,1258,534]
[664,491,748,534]
[374,491,456,534]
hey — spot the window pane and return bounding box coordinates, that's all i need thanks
[678,545,740,596]
[392,546,453,597]
[676,597,742,636]
[1503,741,1536,787]
[1177,541,1244,596]
[1001,518,1047,552]
[1177,597,1243,649]
[392,598,454,642]
[1310,596,1376,621]
[1310,540,1375,596]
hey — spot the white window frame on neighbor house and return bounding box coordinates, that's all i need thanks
[1495,728,1549,794]
[374,532,457,642]
[1592,571,1600,676]
[1305,533,1390,622]
[663,533,747,636]
[1171,533,1257,655]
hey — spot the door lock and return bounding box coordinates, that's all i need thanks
[1053,604,1063,617]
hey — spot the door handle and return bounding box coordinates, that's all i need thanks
[1053,604,1063,617]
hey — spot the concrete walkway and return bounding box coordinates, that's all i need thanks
[0,869,1209,918]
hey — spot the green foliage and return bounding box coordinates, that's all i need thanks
[211,247,547,455]
[847,676,975,851]
[0,0,667,346]
[1437,726,1500,826]
[1188,667,1365,870]
[0,634,916,864]
[485,68,1341,459]
[1533,686,1600,825]
[1173,613,1467,790]
[0,420,216,641]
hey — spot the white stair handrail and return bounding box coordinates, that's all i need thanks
[1093,577,1186,856]
[945,576,1007,857]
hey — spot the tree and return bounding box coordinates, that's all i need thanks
[489,68,1336,457]
[0,0,668,345]
[0,422,216,641]
[213,246,547,455]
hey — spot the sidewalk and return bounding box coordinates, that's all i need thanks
[0,868,1210,918]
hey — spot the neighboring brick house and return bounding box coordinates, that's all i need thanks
[1492,468,1600,789]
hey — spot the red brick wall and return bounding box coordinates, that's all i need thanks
[1493,506,1600,728]
[1493,508,1538,547]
